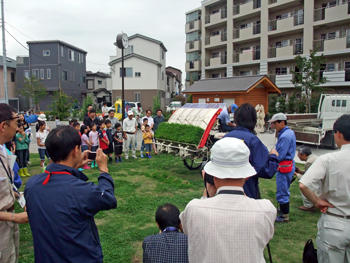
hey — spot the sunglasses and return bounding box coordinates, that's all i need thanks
[0,116,20,124]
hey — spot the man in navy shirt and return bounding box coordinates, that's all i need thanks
[143,203,188,263]
[269,113,296,222]
[224,103,279,199]
[25,126,117,263]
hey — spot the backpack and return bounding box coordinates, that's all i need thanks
[303,239,318,263]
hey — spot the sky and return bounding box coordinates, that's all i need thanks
[2,0,201,82]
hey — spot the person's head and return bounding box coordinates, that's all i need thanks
[204,137,256,189]
[87,104,92,111]
[55,116,59,120]
[70,119,77,126]
[145,124,150,132]
[108,109,115,118]
[155,203,181,231]
[105,119,112,128]
[18,123,24,133]
[99,120,106,130]
[228,103,238,114]
[45,126,82,167]
[73,122,80,132]
[103,101,107,106]
[234,103,257,132]
[80,124,88,135]
[127,110,134,119]
[143,118,148,125]
[333,114,350,148]
[145,109,152,117]
[19,113,25,122]
[90,123,97,131]
[297,146,312,161]
[38,120,46,131]
[268,113,287,132]
[115,123,122,131]
[38,114,47,122]
[156,109,162,117]
[89,108,96,118]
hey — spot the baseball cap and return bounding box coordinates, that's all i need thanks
[268,113,287,123]
[231,103,238,112]
[127,110,134,115]
[38,114,47,121]
[204,138,256,179]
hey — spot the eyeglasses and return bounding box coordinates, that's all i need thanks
[0,116,20,124]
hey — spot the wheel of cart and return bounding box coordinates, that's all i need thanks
[155,103,226,170]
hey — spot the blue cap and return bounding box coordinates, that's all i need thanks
[231,104,238,112]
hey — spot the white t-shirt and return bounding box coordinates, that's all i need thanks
[102,106,109,115]
[142,116,154,129]
[36,130,49,149]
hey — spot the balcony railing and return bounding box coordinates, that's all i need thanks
[314,0,350,22]
[232,0,261,16]
[233,23,260,40]
[205,32,227,45]
[268,11,304,32]
[232,48,260,63]
[269,0,277,4]
[253,23,261,34]
[313,29,350,51]
[268,41,302,58]
[221,32,227,41]
[205,7,227,24]
[233,29,240,39]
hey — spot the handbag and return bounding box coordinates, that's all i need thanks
[303,239,318,263]
[277,160,293,173]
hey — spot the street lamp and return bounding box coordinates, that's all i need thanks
[115,33,129,120]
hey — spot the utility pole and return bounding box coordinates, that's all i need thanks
[1,0,8,104]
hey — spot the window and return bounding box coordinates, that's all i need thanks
[211,31,220,36]
[332,100,347,107]
[212,73,220,78]
[162,51,164,60]
[81,54,84,63]
[81,76,86,83]
[135,72,141,77]
[40,69,45,79]
[32,69,39,79]
[119,67,133,77]
[98,80,103,85]
[47,69,51,79]
[276,68,287,75]
[345,62,350,81]
[11,72,15,82]
[240,47,252,53]
[134,92,141,102]
[62,70,68,81]
[73,71,75,81]
[43,50,50,56]
[186,31,200,42]
[77,53,81,63]
[162,72,164,80]
[325,63,334,71]
[125,45,134,56]
[68,50,74,61]
[211,52,220,58]
[276,40,290,48]
[61,46,64,57]
[240,71,251,76]
[70,71,75,81]
[24,70,29,79]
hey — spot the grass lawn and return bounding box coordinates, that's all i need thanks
[17,153,320,263]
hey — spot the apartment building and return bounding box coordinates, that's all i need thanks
[0,56,19,109]
[16,40,87,111]
[185,0,350,95]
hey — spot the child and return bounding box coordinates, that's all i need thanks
[36,120,50,172]
[73,122,81,135]
[143,124,153,158]
[80,125,91,170]
[105,119,114,163]
[113,123,123,163]
[16,123,30,176]
[140,118,148,158]
[55,116,60,128]
[89,123,99,168]
[98,120,109,157]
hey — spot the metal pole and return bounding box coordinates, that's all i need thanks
[121,48,125,121]
[1,0,8,104]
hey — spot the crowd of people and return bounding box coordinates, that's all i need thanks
[0,101,349,263]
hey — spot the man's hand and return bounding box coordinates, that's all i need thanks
[13,212,29,224]
[315,199,334,213]
[269,149,279,156]
[124,135,127,140]
[76,150,91,168]
[295,167,302,174]
[96,148,108,173]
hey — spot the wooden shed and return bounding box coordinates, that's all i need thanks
[183,75,281,111]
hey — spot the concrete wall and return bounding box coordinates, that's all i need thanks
[0,67,17,98]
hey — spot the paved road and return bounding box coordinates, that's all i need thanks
[29,121,337,163]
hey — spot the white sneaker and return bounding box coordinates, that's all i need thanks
[132,155,137,159]
[125,156,129,160]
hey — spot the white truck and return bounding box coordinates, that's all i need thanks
[287,94,350,149]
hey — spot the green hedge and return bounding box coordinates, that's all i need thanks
[155,123,204,145]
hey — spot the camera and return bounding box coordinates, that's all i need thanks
[88,152,97,160]
[204,172,214,185]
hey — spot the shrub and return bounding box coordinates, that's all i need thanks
[155,123,204,145]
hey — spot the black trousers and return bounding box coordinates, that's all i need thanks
[17,149,28,168]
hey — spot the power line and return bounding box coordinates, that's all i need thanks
[5,22,35,41]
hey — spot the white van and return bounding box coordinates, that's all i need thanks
[166,101,182,112]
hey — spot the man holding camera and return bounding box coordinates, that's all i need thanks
[180,138,276,263]
[24,126,117,263]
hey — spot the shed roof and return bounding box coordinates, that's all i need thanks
[0,56,16,68]
[183,75,280,94]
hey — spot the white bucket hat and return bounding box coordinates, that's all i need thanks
[127,110,134,115]
[38,114,47,121]
[204,137,256,179]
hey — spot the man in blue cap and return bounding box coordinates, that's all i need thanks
[217,103,238,132]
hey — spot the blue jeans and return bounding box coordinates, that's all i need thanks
[140,140,145,152]
[38,149,50,161]
[144,144,152,153]
[221,123,236,132]
[81,145,89,152]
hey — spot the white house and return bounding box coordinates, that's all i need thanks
[109,34,168,110]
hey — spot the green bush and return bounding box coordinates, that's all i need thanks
[155,123,204,145]
[80,94,94,120]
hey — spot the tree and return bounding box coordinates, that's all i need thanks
[79,94,94,120]
[291,49,328,113]
[172,95,186,105]
[18,76,47,111]
[49,91,72,120]
[152,93,161,115]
